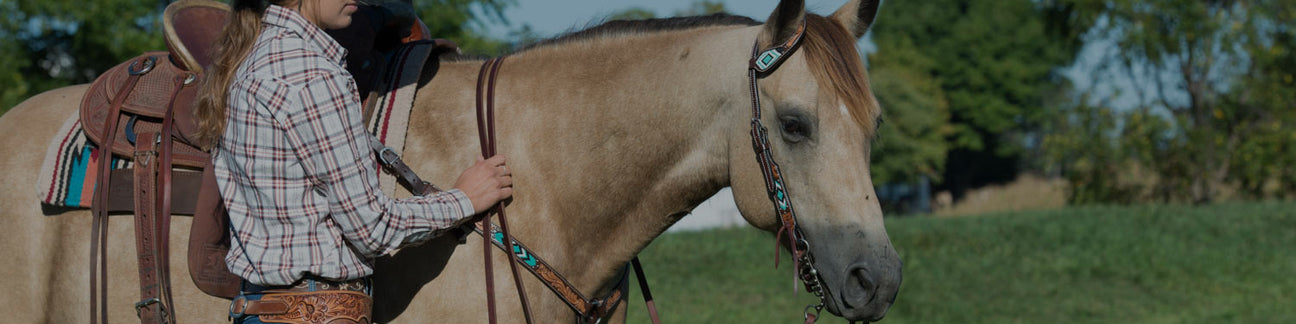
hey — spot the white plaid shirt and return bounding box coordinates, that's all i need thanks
[214,5,475,286]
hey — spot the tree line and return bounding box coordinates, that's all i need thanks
[3,0,1292,206]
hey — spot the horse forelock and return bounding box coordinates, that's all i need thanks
[803,14,880,139]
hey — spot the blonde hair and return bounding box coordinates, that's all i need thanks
[194,1,295,149]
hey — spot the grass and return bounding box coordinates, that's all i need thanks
[624,201,1296,323]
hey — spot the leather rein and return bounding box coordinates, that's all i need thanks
[374,24,824,322]
[748,22,832,324]
[372,57,660,324]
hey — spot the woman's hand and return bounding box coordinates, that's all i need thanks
[453,155,513,214]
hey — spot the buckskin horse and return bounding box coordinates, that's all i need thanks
[0,0,901,322]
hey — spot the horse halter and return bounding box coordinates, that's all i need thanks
[747,22,831,323]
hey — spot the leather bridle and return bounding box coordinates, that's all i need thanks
[373,23,826,323]
[748,22,831,324]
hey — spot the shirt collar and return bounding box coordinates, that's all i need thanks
[263,4,347,65]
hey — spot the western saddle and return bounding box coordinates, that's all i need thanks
[79,0,435,323]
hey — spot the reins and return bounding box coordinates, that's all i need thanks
[372,23,826,322]
[474,56,535,324]
[372,55,661,324]
[747,22,831,324]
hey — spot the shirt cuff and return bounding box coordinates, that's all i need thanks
[445,189,476,218]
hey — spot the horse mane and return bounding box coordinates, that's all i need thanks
[447,12,880,137]
[516,13,761,52]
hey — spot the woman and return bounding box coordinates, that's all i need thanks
[194,0,512,322]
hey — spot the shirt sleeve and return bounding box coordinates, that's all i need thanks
[272,65,475,258]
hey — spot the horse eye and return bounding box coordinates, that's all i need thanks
[779,116,809,142]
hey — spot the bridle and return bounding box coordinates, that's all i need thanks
[374,21,828,324]
[748,21,831,324]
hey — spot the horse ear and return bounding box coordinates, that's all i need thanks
[831,0,881,39]
[761,0,806,47]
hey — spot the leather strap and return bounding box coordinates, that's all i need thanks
[368,56,660,324]
[131,131,166,323]
[748,23,830,322]
[91,55,153,324]
[631,258,662,324]
[370,136,439,196]
[475,56,536,324]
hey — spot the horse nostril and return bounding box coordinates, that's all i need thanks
[841,263,878,310]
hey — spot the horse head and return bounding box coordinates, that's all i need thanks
[728,0,901,321]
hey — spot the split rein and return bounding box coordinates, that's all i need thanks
[374,23,830,323]
[374,57,660,324]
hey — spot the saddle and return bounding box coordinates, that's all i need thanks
[78,0,442,323]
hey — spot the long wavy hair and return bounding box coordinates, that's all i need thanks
[194,0,294,149]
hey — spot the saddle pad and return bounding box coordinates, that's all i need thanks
[38,115,133,208]
[366,42,436,197]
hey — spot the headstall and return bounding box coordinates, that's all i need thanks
[372,21,823,323]
[748,21,831,323]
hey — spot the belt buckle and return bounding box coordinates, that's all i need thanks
[228,295,248,320]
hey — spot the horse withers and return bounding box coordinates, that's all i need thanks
[0,0,900,322]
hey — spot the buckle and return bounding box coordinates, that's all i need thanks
[378,146,400,166]
[134,297,166,319]
[228,295,248,320]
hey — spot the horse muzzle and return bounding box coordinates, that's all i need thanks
[828,257,902,322]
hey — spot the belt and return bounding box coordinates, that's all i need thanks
[241,276,371,294]
[228,290,372,323]
[230,276,373,323]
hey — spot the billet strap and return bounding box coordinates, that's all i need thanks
[370,136,439,195]
[91,55,154,324]
[131,131,167,323]
[475,56,536,324]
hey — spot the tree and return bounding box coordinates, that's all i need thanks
[1,0,166,112]
[868,44,950,185]
[410,0,514,55]
[1051,0,1296,203]
[869,0,1085,197]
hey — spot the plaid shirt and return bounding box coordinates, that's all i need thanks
[214,5,475,286]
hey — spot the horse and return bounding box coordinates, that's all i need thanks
[0,0,900,322]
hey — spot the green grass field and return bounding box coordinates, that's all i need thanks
[624,202,1296,323]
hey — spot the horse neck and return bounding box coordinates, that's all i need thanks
[408,26,759,293]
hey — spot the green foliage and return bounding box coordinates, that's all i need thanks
[629,202,1296,323]
[1042,0,1296,203]
[869,46,950,184]
[1,0,166,112]
[411,0,514,55]
[871,0,1079,155]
